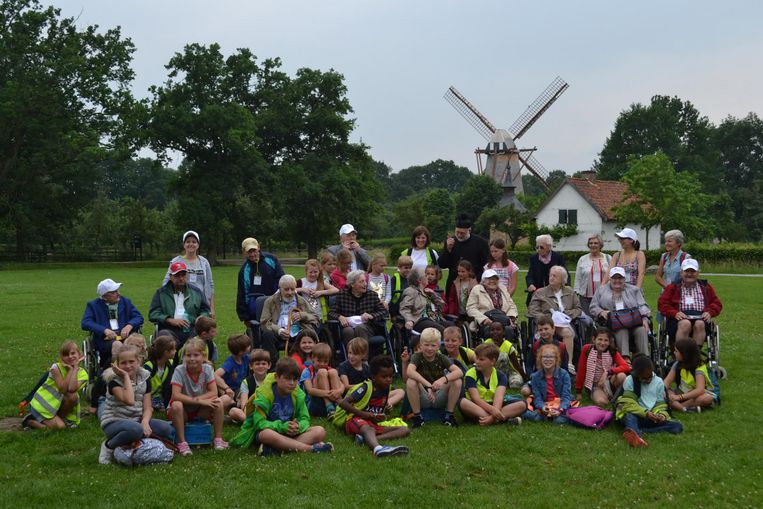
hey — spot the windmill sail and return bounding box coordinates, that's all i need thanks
[517,152,550,187]
[444,86,496,141]
[508,77,569,141]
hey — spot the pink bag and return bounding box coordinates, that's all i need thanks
[565,406,613,430]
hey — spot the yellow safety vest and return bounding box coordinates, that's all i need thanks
[30,362,88,424]
[465,367,499,403]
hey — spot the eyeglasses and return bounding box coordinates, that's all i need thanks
[541,355,556,360]
[535,246,545,250]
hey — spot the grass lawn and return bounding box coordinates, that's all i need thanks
[0,265,761,508]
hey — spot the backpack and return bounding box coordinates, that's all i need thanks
[565,406,613,430]
[113,438,174,466]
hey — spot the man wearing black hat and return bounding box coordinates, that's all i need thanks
[438,213,489,301]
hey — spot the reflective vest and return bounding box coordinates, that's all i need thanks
[390,273,408,304]
[464,366,499,403]
[674,362,719,399]
[144,359,175,398]
[30,362,88,424]
[332,380,374,427]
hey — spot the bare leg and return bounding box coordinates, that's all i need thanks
[592,388,610,407]
[557,327,574,363]
[683,393,714,408]
[170,401,187,443]
[58,393,78,421]
[229,407,246,423]
[458,398,487,420]
[692,321,707,346]
[314,369,331,407]
[406,378,422,413]
[327,368,342,392]
[258,426,326,452]
[676,320,692,341]
[500,400,527,419]
[446,378,462,412]
[388,388,405,407]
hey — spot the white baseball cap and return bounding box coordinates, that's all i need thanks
[681,258,699,271]
[183,230,199,243]
[609,267,626,278]
[481,269,500,280]
[339,224,357,235]
[97,278,122,296]
[615,228,638,241]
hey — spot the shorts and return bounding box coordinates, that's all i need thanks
[585,377,614,398]
[666,317,707,338]
[167,401,202,421]
[345,416,385,436]
[307,396,327,417]
[418,385,450,410]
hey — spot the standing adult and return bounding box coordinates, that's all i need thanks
[655,230,690,289]
[162,230,215,317]
[574,233,612,316]
[149,262,211,347]
[401,225,439,271]
[438,213,489,301]
[525,234,566,305]
[611,228,646,289]
[326,224,371,272]
[236,237,285,325]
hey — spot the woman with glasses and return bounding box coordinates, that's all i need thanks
[574,233,612,316]
[525,234,566,305]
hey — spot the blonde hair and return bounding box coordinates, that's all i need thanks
[420,327,441,345]
[305,259,326,290]
[369,252,387,272]
[336,249,353,271]
[348,337,369,356]
[122,333,147,363]
[396,255,413,268]
[183,337,207,357]
[116,345,140,363]
[312,343,332,363]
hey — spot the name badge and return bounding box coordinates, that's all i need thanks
[253,275,262,286]
[684,295,695,306]
[615,300,624,311]
[592,273,601,282]
[189,272,197,283]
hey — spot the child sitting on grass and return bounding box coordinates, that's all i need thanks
[99,346,175,464]
[300,343,343,418]
[406,328,463,427]
[334,355,410,457]
[237,349,271,415]
[459,343,527,426]
[339,338,405,407]
[144,333,177,412]
[523,344,571,425]
[663,338,719,413]
[169,338,228,456]
[231,358,333,455]
[25,340,88,430]
[617,354,683,448]
[575,327,630,407]
[483,321,526,388]
[215,333,251,423]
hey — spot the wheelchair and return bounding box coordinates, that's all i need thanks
[656,316,724,379]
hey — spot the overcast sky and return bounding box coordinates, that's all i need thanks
[51,0,763,175]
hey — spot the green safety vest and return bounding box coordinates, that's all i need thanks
[30,362,88,424]
[144,359,175,397]
[464,366,499,403]
[332,380,374,427]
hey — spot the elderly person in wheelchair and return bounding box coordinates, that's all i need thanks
[327,270,388,345]
[658,259,722,347]
[589,267,651,359]
[399,267,451,334]
[260,275,320,362]
[527,265,582,373]
[466,269,519,341]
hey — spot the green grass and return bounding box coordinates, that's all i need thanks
[0,266,761,508]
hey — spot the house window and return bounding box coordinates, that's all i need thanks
[558,209,577,225]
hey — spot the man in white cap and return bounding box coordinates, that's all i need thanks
[658,259,723,346]
[326,223,370,271]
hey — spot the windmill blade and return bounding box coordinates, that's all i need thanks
[444,86,497,141]
[508,77,569,141]
[517,152,550,188]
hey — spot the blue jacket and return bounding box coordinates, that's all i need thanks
[530,367,572,411]
[236,253,285,321]
[81,296,144,354]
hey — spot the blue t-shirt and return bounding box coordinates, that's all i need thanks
[268,390,294,422]
[221,354,250,392]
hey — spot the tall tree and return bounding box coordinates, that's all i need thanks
[388,159,473,202]
[612,152,712,248]
[594,95,718,191]
[0,0,137,257]
[455,175,503,235]
[475,205,534,249]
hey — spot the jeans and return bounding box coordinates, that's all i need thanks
[622,413,683,436]
[523,410,569,425]
[103,418,174,448]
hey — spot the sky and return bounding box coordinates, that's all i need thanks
[49,0,763,175]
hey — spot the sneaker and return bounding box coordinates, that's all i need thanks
[354,434,365,446]
[686,406,702,413]
[311,442,334,454]
[505,417,522,426]
[258,444,280,457]
[442,415,459,427]
[64,419,78,429]
[177,441,193,456]
[98,440,114,465]
[213,437,229,450]
[623,429,648,448]
[567,363,577,375]
[410,415,424,428]
[374,445,410,458]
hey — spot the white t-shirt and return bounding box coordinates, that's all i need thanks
[173,292,186,320]
[554,290,564,312]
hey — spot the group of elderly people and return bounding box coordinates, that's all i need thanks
[81,221,722,376]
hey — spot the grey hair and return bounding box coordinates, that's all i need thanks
[279,274,297,288]
[550,265,568,284]
[664,229,684,245]
[536,234,553,247]
[346,270,366,287]
[407,267,425,287]
[587,233,604,246]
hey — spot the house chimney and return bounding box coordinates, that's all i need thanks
[579,170,597,181]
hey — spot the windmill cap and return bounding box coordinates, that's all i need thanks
[681,258,699,271]
[615,228,638,241]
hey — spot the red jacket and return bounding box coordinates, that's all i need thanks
[657,281,722,319]
[575,343,631,392]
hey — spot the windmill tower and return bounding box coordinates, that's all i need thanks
[444,77,569,209]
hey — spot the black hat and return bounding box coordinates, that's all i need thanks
[455,213,473,228]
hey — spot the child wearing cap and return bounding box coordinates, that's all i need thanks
[611,228,646,288]
[163,230,215,316]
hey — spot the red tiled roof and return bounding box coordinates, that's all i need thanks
[566,178,630,221]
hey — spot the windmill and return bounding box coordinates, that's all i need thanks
[444,76,569,209]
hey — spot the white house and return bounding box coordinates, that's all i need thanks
[534,175,661,251]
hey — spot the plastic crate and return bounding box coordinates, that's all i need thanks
[184,420,212,446]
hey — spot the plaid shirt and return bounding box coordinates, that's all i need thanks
[328,289,388,324]
[680,283,705,314]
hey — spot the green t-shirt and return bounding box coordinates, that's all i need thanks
[411,351,452,383]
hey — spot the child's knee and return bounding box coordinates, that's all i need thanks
[170,401,184,415]
[313,426,326,440]
[405,378,418,391]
